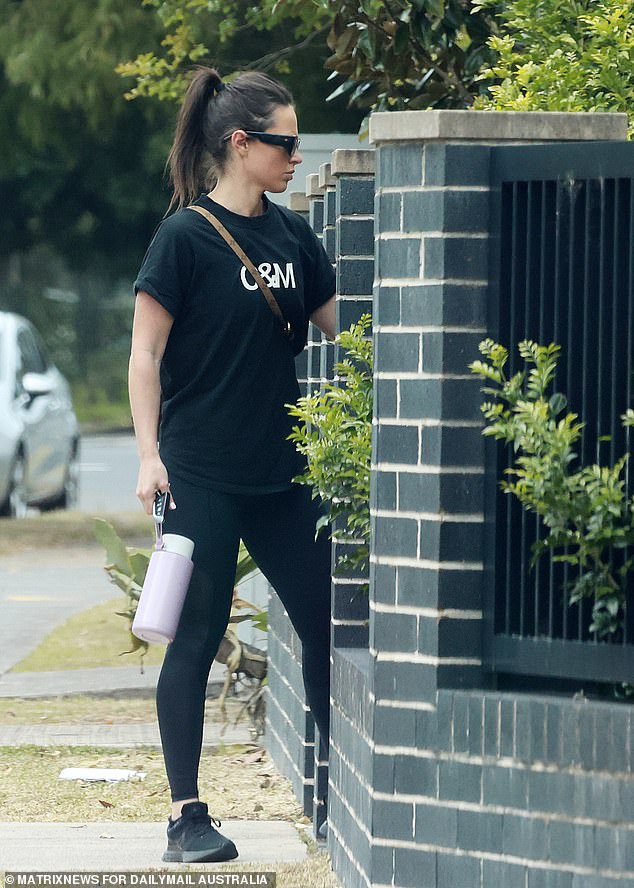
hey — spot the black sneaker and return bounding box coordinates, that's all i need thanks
[162,801,239,863]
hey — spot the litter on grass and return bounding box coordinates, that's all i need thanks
[58,768,146,782]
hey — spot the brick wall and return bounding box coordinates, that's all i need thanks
[338,109,633,888]
[269,109,634,888]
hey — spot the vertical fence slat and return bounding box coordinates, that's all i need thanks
[489,143,634,681]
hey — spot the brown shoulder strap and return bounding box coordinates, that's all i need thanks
[187,204,291,337]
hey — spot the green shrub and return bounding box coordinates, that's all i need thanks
[474,0,634,135]
[287,315,373,577]
[470,339,634,638]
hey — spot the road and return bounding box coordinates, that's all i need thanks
[78,431,140,514]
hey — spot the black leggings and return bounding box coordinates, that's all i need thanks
[157,474,332,802]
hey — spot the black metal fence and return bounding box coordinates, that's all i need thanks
[485,142,634,684]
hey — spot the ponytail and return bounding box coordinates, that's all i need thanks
[166,67,225,213]
[166,66,294,213]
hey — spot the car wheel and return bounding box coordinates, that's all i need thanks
[6,454,28,519]
[42,445,79,512]
[60,448,80,510]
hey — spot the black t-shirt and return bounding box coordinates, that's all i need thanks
[134,194,335,493]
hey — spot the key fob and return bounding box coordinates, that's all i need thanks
[153,490,170,522]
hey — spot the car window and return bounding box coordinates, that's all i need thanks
[18,326,48,375]
[30,326,51,371]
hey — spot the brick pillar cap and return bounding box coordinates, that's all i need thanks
[331,148,376,176]
[305,173,324,198]
[288,191,310,212]
[319,162,336,189]
[369,109,628,144]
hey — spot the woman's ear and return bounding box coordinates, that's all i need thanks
[229,130,249,156]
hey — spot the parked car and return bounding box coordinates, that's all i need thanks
[0,311,80,517]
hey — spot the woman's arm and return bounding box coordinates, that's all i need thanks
[310,295,336,340]
[128,291,175,514]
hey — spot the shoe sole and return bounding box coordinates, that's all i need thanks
[163,847,239,863]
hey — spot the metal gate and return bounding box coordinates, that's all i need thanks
[485,141,634,684]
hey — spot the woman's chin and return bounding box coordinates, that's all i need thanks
[266,182,290,194]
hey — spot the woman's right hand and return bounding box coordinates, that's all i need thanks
[136,455,175,515]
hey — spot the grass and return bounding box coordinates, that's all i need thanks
[0,511,150,555]
[11,597,165,672]
[0,744,303,823]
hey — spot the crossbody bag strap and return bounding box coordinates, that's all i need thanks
[187,204,292,338]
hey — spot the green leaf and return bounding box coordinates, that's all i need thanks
[251,611,268,632]
[94,518,134,574]
[235,542,259,586]
[393,22,410,55]
[549,392,568,416]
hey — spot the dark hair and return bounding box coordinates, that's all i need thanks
[166,66,294,211]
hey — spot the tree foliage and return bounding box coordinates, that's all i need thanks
[0,0,172,269]
[322,0,496,111]
[115,0,361,132]
[118,0,497,112]
[474,0,634,134]
[117,0,332,103]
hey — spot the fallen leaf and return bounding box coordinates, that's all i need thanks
[232,748,265,765]
[98,800,115,808]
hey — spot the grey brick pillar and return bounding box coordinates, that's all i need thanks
[306,172,326,396]
[371,113,492,703]
[333,149,375,336]
[289,191,310,398]
[265,183,325,818]
[319,162,337,388]
[330,147,375,651]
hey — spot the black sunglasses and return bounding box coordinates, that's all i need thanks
[223,131,301,157]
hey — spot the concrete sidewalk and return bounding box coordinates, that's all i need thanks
[0,663,225,698]
[0,662,253,747]
[0,720,253,747]
[0,665,164,698]
[0,820,308,870]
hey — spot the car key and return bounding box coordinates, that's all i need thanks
[153,489,170,523]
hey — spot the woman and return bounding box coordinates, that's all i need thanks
[129,66,335,864]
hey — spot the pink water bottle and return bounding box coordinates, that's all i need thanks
[132,492,194,645]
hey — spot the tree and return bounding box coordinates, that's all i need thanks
[0,0,172,270]
[473,0,634,134]
[118,0,497,113]
[0,0,175,419]
[323,0,496,111]
[116,0,364,130]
